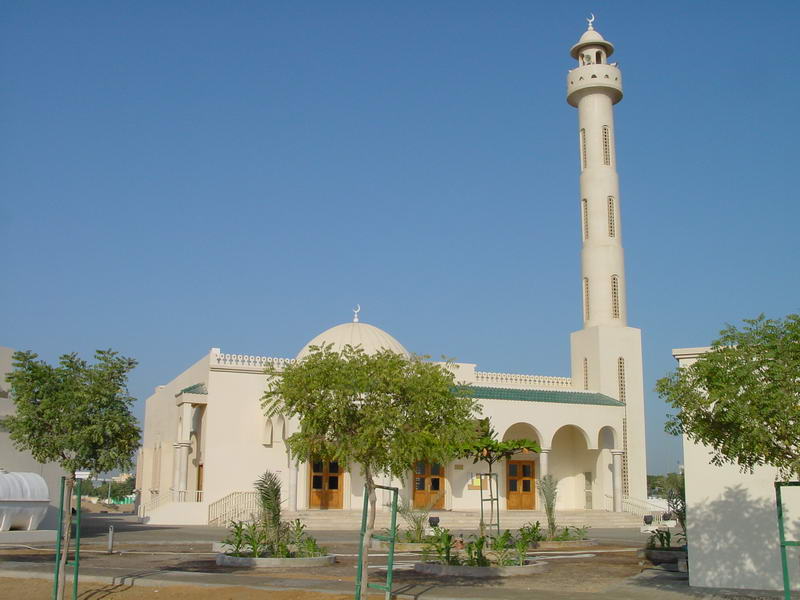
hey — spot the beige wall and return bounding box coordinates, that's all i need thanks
[675,347,800,592]
[0,346,68,529]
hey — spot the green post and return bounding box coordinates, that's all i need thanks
[355,484,399,600]
[384,488,399,600]
[52,476,65,600]
[72,478,82,600]
[774,481,800,600]
[354,485,369,600]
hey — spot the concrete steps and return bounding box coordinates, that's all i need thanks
[284,509,642,530]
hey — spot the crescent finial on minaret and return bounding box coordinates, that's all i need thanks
[587,13,595,30]
[353,304,361,323]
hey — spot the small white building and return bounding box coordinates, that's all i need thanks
[137,21,649,526]
[673,348,800,593]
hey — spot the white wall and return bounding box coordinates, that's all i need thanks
[0,346,68,529]
[675,347,800,592]
[139,353,210,503]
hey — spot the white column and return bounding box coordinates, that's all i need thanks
[171,443,180,491]
[538,449,550,477]
[176,402,193,501]
[177,442,191,501]
[611,450,624,512]
[288,455,298,512]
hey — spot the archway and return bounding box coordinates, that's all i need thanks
[502,423,542,510]
[549,425,595,510]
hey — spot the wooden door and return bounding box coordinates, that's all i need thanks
[413,462,445,509]
[197,464,204,492]
[507,460,535,510]
[309,460,343,509]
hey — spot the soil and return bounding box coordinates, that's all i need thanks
[0,577,372,599]
[0,543,643,595]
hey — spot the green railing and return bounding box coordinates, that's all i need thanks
[775,481,800,600]
[53,477,83,600]
[355,484,398,600]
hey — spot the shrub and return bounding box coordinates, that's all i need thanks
[538,475,558,539]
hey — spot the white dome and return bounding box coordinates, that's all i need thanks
[296,321,409,360]
[570,28,614,59]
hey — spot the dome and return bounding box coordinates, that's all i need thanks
[570,28,614,59]
[296,321,409,360]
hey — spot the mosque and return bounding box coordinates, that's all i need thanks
[137,21,648,525]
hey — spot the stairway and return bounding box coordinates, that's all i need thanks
[283,509,642,531]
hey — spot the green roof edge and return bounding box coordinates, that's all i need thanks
[459,386,623,407]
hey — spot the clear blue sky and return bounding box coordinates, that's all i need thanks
[2,2,797,476]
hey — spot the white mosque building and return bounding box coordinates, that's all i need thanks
[137,21,649,526]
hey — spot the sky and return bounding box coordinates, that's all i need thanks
[2,1,798,476]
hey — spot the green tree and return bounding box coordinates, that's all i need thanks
[460,419,540,530]
[657,314,800,479]
[262,344,478,599]
[647,474,666,498]
[2,350,140,600]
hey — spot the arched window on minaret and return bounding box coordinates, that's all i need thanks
[582,358,589,390]
[602,126,611,166]
[583,277,590,322]
[582,199,589,240]
[611,275,620,319]
[607,196,616,238]
[580,128,587,170]
[617,357,626,402]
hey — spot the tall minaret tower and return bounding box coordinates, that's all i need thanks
[567,18,647,500]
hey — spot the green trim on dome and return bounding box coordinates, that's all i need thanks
[179,383,207,395]
[465,386,623,406]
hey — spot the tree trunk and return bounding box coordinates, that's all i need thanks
[359,468,377,600]
[487,462,494,531]
[57,475,75,600]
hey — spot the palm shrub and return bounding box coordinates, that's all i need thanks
[255,470,282,529]
[539,474,558,540]
[395,496,432,543]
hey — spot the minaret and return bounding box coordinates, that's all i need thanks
[567,18,647,501]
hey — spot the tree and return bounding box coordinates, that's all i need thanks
[657,314,800,479]
[2,350,141,600]
[262,344,478,599]
[460,419,540,531]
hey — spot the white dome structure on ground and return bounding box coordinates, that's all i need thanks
[296,307,409,360]
[0,470,49,531]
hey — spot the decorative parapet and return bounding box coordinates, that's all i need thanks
[209,348,295,372]
[473,371,572,390]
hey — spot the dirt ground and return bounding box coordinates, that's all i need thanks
[0,543,644,596]
[0,577,369,599]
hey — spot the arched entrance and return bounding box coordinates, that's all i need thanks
[549,424,594,510]
[308,459,343,509]
[412,462,445,509]
[502,423,541,510]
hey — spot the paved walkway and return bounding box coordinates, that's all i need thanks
[0,560,789,599]
[1,514,792,599]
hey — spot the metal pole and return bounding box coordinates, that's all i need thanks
[775,483,791,600]
[354,485,369,600]
[52,476,65,600]
[72,478,82,600]
[107,525,115,554]
[384,488,398,600]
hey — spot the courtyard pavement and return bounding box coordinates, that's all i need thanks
[0,514,794,599]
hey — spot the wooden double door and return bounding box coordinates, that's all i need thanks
[309,460,343,509]
[413,462,445,509]
[507,460,535,510]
